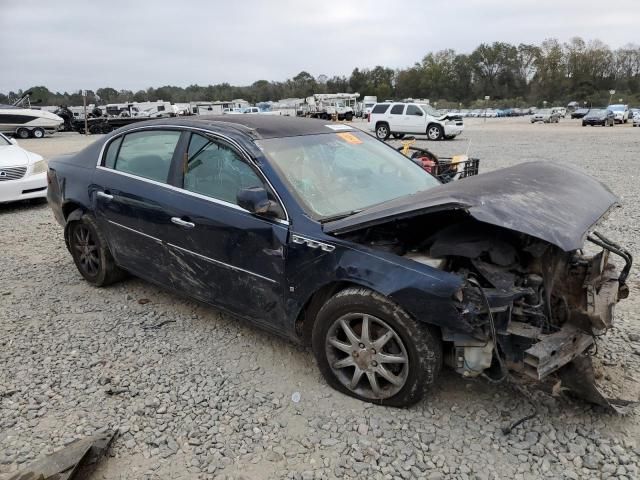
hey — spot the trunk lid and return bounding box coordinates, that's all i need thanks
[324,162,618,252]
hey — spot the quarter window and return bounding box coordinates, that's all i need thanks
[390,104,405,115]
[111,130,181,183]
[103,137,122,169]
[183,134,263,206]
[371,104,390,114]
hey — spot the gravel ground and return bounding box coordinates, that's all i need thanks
[1,117,640,480]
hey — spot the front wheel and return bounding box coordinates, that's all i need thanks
[375,123,390,140]
[312,288,442,407]
[427,124,443,141]
[68,214,126,287]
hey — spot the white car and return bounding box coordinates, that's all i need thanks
[0,133,48,203]
[633,111,640,127]
[368,102,464,141]
[607,104,629,123]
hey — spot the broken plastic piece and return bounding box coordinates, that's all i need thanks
[7,431,115,480]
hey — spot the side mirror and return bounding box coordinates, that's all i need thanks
[414,111,423,116]
[10,138,18,145]
[237,186,284,219]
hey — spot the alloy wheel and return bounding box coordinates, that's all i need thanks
[73,225,100,276]
[376,125,388,139]
[325,313,409,400]
[427,126,441,140]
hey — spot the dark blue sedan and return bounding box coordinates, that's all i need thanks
[47,116,630,408]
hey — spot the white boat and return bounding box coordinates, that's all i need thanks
[0,92,64,139]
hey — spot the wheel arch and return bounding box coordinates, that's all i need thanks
[294,280,399,345]
[62,203,86,250]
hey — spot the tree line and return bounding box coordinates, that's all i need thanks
[2,37,639,108]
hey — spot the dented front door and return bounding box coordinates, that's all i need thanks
[160,187,288,327]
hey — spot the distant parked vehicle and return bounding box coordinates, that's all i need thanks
[607,104,629,124]
[361,96,377,119]
[0,132,48,203]
[530,109,560,123]
[552,107,567,118]
[582,109,615,127]
[571,108,590,119]
[632,110,640,127]
[368,102,464,141]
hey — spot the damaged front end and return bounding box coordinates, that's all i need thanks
[326,162,637,411]
[440,228,634,412]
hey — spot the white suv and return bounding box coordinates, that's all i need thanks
[368,102,464,141]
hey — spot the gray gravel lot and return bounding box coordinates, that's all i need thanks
[1,117,640,480]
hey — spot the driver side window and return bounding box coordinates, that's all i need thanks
[183,134,264,206]
[406,105,423,116]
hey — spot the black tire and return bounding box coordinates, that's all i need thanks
[375,123,390,140]
[68,214,126,287]
[391,133,405,139]
[32,127,45,138]
[345,112,353,121]
[426,124,444,141]
[312,287,442,407]
[16,128,30,139]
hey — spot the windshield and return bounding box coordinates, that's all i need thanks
[418,104,438,116]
[608,105,625,111]
[538,109,551,114]
[0,133,11,146]
[257,131,440,220]
[588,109,606,116]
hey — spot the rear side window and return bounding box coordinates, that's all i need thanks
[371,104,390,114]
[112,130,181,183]
[390,104,405,115]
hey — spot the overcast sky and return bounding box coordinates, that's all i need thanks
[1,0,638,93]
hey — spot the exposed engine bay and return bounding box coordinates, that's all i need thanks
[343,216,634,412]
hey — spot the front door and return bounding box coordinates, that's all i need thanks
[404,104,426,133]
[161,132,288,328]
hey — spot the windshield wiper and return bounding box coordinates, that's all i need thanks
[320,209,363,223]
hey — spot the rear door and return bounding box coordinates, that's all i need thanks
[388,103,406,131]
[161,132,289,327]
[92,129,184,284]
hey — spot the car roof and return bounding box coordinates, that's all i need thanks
[117,115,343,140]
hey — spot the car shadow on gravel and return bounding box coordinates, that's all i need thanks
[0,198,48,214]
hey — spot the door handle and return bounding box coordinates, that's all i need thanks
[171,217,195,229]
[96,191,114,201]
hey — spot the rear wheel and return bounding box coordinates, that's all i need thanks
[391,133,405,139]
[345,112,353,121]
[32,127,45,138]
[375,123,390,140]
[16,128,30,139]
[68,214,126,287]
[427,124,444,141]
[312,287,442,407]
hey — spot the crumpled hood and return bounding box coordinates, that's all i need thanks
[324,162,618,252]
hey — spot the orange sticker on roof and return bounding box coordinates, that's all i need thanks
[336,132,362,144]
